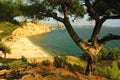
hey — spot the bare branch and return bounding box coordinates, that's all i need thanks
[100,33,120,44]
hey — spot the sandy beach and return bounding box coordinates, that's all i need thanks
[0,22,53,62]
[2,37,51,59]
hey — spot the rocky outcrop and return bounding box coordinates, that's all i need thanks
[12,22,51,37]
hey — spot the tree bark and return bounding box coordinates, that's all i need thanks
[85,55,98,75]
[61,4,102,75]
[4,53,6,59]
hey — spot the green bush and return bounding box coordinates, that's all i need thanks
[0,21,17,39]
[108,48,120,60]
[0,42,11,58]
[0,64,9,70]
[82,47,120,60]
[42,60,51,66]
[20,56,27,63]
[53,53,68,68]
[53,56,64,68]
[97,62,120,80]
[98,47,109,60]
[8,60,26,69]
[66,63,83,73]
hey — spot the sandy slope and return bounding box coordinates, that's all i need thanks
[2,37,51,59]
[0,22,52,59]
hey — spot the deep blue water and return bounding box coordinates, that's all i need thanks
[29,28,120,56]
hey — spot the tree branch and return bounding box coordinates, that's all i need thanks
[85,0,105,47]
[85,0,99,21]
[100,33,120,44]
[38,12,63,22]
[61,4,69,20]
[103,15,120,19]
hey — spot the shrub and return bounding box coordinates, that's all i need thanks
[28,59,37,68]
[20,56,27,63]
[98,47,109,60]
[108,48,120,60]
[53,53,67,68]
[82,47,120,60]
[65,61,85,73]
[0,56,27,70]
[97,62,120,80]
[0,42,11,58]
[8,59,26,69]
[0,64,9,70]
[66,63,82,73]
[53,56,63,67]
[4,70,24,79]
[42,60,51,66]
[0,21,17,39]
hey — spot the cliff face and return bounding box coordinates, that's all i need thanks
[12,22,51,37]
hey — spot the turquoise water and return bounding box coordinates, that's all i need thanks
[29,28,120,56]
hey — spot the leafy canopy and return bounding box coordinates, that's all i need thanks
[20,0,85,20]
[0,0,23,22]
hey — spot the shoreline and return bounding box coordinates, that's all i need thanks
[2,37,52,59]
[0,22,52,59]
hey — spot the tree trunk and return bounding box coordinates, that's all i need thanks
[4,53,6,59]
[85,55,98,75]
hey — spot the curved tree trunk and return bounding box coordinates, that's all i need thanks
[60,3,104,75]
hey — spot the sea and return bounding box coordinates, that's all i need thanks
[29,27,120,56]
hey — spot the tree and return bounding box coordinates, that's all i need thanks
[0,42,11,59]
[8,0,120,75]
[0,0,23,23]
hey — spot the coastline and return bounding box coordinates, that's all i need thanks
[1,22,52,59]
[3,37,52,59]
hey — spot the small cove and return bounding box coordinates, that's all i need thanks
[29,27,120,56]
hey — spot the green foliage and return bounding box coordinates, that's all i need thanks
[108,48,120,60]
[98,47,109,60]
[99,48,120,60]
[53,53,85,72]
[8,60,26,69]
[66,63,85,73]
[82,47,120,60]
[19,0,85,21]
[93,0,120,17]
[8,56,27,69]
[0,0,23,22]
[0,42,11,54]
[20,56,27,63]
[0,21,17,39]
[4,70,24,80]
[0,64,9,70]
[53,53,67,68]
[97,62,120,80]
[42,60,51,66]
